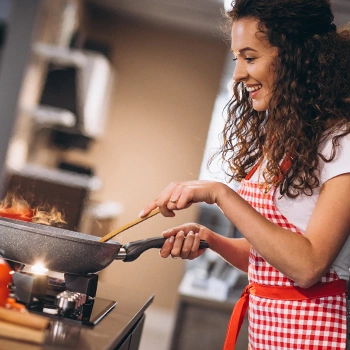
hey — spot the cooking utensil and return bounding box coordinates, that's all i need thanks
[0,217,209,275]
[0,307,49,330]
[0,320,46,344]
[99,208,160,243]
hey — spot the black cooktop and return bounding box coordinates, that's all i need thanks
[29,296,117,326]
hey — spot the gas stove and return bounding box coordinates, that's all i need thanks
[8,264,116,325]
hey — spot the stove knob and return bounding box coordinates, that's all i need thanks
[56,292,76,311]
[55,291,87,311]
[73,292,82,308]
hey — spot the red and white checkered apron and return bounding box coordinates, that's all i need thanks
[224,165,347,349]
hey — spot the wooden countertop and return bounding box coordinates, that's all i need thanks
[0,281,154,350]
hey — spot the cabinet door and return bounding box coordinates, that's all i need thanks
[117,335,131,350]
[171,299,248,350]
[115,314,145,350]
[129,314,146,350]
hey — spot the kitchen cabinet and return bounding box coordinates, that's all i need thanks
[170,281,249,350]
[3,164,101,231]
[0,0,41,180]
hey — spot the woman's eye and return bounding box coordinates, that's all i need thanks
[232,56,255,63]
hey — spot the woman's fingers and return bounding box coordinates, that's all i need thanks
[140,180,225,218]
[159,224,208,260]
[170,231,185,257]
[179,231,195,258]
[140,181,201,218]
[139,200,175,218]
[139,202,157,218]
[162,224,199,238]
[159,235,175,258]
[191,232,201,253]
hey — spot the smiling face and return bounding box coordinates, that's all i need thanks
[231,18,279,111]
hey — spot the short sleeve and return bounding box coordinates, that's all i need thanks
[318,132,350,186]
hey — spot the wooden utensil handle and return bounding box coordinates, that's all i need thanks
[0,320,46,344]
[0,307,49,330]
[99,208,160,242]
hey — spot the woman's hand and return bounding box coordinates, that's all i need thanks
[139,180,228,218]
[160,223,214,260]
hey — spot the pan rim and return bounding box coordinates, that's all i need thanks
[0,217,120,247]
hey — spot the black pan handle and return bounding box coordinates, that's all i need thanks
[119,236,209,262]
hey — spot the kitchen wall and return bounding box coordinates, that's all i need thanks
[61,6,228,309]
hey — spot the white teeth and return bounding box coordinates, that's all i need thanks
[245,85,262,92]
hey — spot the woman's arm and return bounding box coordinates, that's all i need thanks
[215,174,350,287]
[141,174,350,288]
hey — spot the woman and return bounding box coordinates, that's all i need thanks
[140,0,350,348]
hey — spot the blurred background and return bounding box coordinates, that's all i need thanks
[0,0,349,349]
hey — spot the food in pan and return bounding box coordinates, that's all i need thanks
[0,193,66,226]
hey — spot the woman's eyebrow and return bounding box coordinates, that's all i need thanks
[231,47,258,54]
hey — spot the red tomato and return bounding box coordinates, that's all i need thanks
[0,258,11,306]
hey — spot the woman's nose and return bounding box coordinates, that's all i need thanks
[232,60,248,83]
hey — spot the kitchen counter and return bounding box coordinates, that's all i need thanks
[0,281,154,350]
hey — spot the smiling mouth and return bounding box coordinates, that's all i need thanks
[245,84,262,92]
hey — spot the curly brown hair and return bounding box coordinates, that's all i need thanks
[219,0,350,197]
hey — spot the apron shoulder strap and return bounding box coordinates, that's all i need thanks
[245,154,292,182]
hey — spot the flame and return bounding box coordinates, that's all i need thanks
[32,207,66,227]
[0,193,66,227]
[30,262,48,274]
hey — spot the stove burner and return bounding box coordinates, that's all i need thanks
[11,270,48,304]
[10,270,116,325]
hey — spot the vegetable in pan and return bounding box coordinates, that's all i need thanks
[0,194,66,226]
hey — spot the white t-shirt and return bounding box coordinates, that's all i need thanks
[250,132,350,280]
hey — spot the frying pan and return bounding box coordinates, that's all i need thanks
[0,217,209,275]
